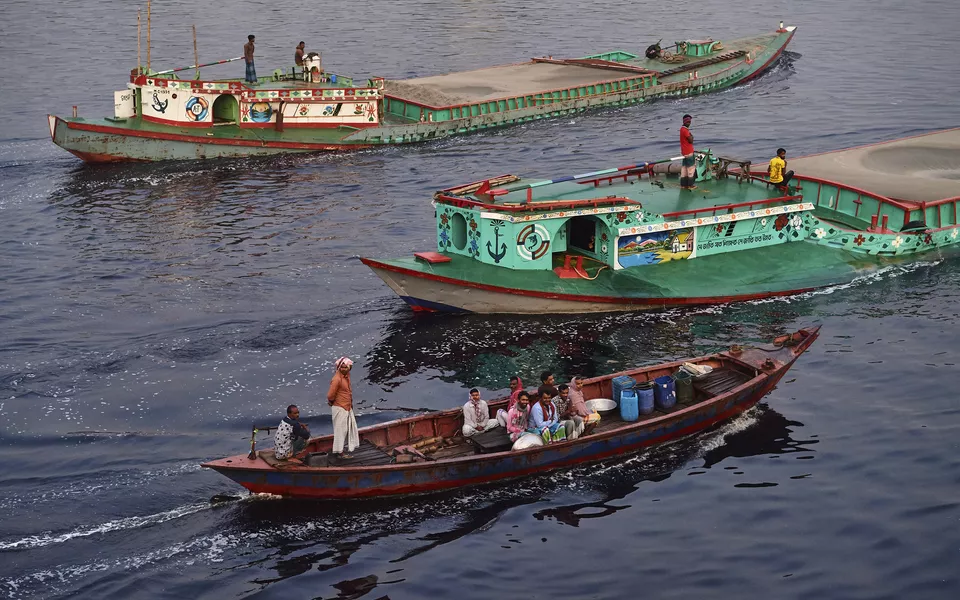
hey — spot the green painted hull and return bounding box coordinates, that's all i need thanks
[362,151,960,313]
[362,243,889,313]
[50,28,795,162]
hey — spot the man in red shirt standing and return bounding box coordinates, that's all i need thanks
[679,114,696,190]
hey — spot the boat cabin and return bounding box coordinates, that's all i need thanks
[113,69,383,130]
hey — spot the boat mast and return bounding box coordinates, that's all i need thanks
[137,8,141,75]
[192,24,199,79]
[146,0,151,74]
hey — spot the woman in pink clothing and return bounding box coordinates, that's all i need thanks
[567,376,591,418]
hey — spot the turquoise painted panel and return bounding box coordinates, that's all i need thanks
[693,213,808,258]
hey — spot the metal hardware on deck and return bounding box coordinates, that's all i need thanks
[248,423,276,459]
[657,50,748,77]
[714,156,752,183]
[248,423,258,459]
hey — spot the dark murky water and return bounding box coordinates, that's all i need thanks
[2,1,960,598]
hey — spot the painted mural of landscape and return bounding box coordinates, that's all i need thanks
[617,228,695,267]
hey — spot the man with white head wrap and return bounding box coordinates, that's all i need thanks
[327,356,359,459]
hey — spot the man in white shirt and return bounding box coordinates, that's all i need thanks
[462,388,500,437]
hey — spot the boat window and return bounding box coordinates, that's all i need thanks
[451,213,467,250]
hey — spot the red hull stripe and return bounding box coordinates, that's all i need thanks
[62,120,372,151]
[360,258,816,306]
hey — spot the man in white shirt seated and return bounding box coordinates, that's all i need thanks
[462,388,500,437]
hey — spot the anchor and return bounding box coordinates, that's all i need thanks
[151,92,168,114]
[486,226,507,263]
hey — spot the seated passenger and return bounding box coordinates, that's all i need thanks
[556,383,585,439]
[768,148,794,190]
[569,375,601,425]
[528,387,566,444]
[540,371,555,387]
[274,404,310,460]
[497,375,524,427]
[506,390,532,442]
[462,388,500,437]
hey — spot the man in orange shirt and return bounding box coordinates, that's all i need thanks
[327,356,359,459]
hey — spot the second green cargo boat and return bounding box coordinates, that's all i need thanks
[49,24,796,162]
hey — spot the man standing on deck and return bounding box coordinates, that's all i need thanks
[244,35,257,84]
[327,356,360,460]
[680,114,697,190]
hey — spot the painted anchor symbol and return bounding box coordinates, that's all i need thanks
[486,226,507,263]
[151,92,168,114]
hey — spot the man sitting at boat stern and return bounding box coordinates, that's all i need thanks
[769,148,795,190]
[274,404,310,460]
[463,388,500,437]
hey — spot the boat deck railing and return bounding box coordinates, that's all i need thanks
[765,174,960,233]
[661,194,803,220]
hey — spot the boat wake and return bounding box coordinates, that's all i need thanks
[0,408,770,599]
[0,461,203,511]
[745,257,943,305]
[0,501,211,552]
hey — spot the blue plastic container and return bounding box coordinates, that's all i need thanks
[619,389,639,422]
[653,375,677,409]
[611,375,636,408]
[635,381,655,414]
[330,74,337,83]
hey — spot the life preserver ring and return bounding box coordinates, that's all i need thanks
[185,96,209,121]
[516,223,550,260]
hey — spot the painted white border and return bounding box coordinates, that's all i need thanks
[611,203,814,270]
[615,202,814,235]
[480,204,640,223]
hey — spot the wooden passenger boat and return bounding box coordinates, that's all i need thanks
[201,327,819,499]
[361,130,960,313]
[49,24,795,162]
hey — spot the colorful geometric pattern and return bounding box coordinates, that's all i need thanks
[617,202,814,236]
[805,214,960,256]
[479,205,639,223]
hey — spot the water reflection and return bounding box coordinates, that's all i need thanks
[365,307,812,391]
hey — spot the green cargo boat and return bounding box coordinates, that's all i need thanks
[49,24,796,162]
[361,129,960,313]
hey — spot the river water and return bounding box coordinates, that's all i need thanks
[2,1,960,598]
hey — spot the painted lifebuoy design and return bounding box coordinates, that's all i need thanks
[185,96,209,121]
[516,223,550,260]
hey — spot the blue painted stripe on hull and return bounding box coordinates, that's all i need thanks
[217,377,780,499]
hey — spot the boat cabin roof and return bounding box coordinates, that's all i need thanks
[438,168,798,219]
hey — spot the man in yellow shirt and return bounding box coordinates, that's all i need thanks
[768,148,794,190]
